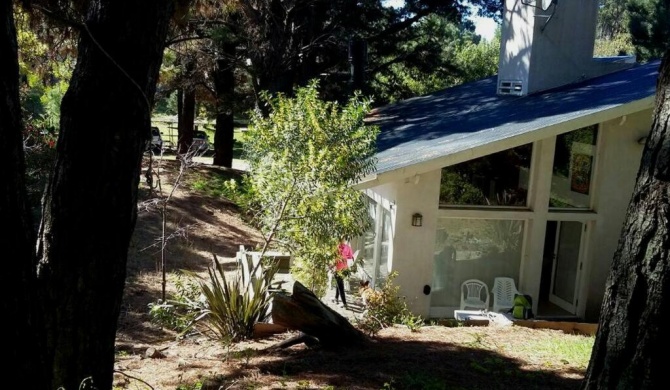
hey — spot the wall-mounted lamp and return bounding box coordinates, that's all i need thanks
[411,213,423,227]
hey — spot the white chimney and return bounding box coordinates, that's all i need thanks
[497,0,635,96]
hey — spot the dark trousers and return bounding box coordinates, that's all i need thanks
[334,274,347,305]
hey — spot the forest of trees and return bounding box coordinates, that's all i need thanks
[0,0,668,388]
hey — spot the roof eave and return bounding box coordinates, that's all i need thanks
[354,95,655,190]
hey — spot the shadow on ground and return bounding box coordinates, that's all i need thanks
[195,336,584,390]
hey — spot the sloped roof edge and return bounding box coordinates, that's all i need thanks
[356,60,660,190]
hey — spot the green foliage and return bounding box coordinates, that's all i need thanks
[439,143,531,206]
[16,9,72,131]
[147,272,204,332]
[452,30,501,83]
[234,80,378,296]
[628,0,670,61]
[595,0,668,62]
[513,334,595,369]
[597,0,631,40]
[439,170,486,205]
[153,90,178,116]
[14,9,70,218]
[176,381,203,390]
[188,167,243,198]
[371,15,500,104]
[594,33,635,57]
[229,347,258,366]
[356,271,424,335]
[194,255,278,342]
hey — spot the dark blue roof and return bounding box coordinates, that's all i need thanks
[367,60,660,176]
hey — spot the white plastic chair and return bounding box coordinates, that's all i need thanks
[460,279,490,311]
[491,277,520,313]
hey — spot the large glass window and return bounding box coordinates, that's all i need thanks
[379,208,392,284]
[431,218,524,309]
[439,144,532,207]
[358,200,377,266]
[354,200,391,288]
[549,125,598,208]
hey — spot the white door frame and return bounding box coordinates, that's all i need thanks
[548,221,586,313]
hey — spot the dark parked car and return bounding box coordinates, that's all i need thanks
[147,126,163,154]
[192,130,210,154]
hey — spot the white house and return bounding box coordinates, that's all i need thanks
[351,0,661,322]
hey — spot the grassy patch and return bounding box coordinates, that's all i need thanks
[187,167,243,199]
[514,333,594,369]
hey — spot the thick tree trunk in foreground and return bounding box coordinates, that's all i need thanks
[582,50,670,389]
[35,1,174,389]
[0,3,45,385]
[271,281,368,349]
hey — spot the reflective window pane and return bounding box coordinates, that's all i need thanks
[355,200,377,283]
[376,207,391,287]
[439,144,532,207]
[431,218,524,309]
[549,125,598,208]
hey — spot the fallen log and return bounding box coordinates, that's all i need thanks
[264,332,320,353]
[269,281,368,350]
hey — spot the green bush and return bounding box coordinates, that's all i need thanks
[355,271,424,335]
[232,80,378,296]
[148,272,204,333]
[193,255,278,342]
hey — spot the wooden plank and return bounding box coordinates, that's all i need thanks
[513,320,598,336]
[436,317,597,335]
[253,322,290,339]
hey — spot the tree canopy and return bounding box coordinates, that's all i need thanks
[235,80,378,296]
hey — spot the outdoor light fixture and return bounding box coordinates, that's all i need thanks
[411,213,423,227]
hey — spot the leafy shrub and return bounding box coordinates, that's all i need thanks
[356,271,424,335]
[230,81,378,296]
[193,254,278,342]
[148,272,204,332]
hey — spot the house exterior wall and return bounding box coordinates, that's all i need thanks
[392,171,442,317]
[364,110,652,322]
[582,109,651,320]
[364,171,441,318]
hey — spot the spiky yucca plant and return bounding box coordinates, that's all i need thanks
[196,254,279,342]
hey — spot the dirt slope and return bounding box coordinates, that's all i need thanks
[114,159,592,390]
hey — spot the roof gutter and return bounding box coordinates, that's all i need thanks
[353,95,655,190]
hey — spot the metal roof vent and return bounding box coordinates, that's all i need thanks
[498,80,524,96]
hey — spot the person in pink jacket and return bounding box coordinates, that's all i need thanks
[333,237,354,308]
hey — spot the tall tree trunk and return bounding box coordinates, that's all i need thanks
[349,36,367,96]
[177,58,196,154]
[0,3,46,386]
[582,50,670,389]
[177,86,196,154]
[212,42,235,168]
[35,1,174,389]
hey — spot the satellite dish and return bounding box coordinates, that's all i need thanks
[540,0,554,11]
